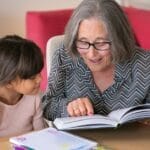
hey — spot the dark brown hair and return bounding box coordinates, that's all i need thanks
[0,35,43,85]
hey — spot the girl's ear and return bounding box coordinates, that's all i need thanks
[6,80,16,89]
[6,77,18,89]
[6,82,13,88]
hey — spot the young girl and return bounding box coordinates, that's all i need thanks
[0,35,47,137]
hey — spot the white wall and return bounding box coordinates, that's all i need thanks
[0,0,150,37]
[0,0,82,37]
[122,0,150,9]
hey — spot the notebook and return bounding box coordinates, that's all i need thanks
[10,127,97,150]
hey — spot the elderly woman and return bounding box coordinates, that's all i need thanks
[42,0,150,121]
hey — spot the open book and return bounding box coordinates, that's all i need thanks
[53,104,150,130]
[9,127,97,150]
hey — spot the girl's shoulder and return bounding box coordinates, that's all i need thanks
[19,95,41,106]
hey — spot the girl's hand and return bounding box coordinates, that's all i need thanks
[67,97,94,117]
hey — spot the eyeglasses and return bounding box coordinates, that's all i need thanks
[75,40,111,51]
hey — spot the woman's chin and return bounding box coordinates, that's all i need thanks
[88,64,105,72]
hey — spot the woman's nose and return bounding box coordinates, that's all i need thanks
[87,46,98,57]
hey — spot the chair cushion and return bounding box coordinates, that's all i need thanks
[124,7,150,50]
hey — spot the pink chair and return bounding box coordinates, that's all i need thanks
[124,7,150,50]
[26,9,73,91]
[26,7,150,91]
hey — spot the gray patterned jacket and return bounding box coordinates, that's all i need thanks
[42,46,150,121]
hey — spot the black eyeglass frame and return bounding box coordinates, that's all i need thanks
[75,40,112,51]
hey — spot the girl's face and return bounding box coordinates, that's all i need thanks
[76,18,112,72]
[10,73,42,95]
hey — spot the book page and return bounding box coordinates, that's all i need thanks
[108,107,132,122]
[108,104,150,124]
[54,115,118,130]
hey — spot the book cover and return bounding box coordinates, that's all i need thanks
[9,127,97,150]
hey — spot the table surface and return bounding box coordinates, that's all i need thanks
[0,123,150,150]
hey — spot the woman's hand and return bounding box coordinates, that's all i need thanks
[67,97,94,117]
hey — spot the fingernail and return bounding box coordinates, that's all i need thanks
[88,112,93,116]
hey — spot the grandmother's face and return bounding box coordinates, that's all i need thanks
[76,18,112,72]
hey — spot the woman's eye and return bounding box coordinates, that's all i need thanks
[80,41,88,44]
